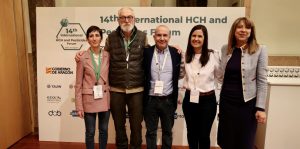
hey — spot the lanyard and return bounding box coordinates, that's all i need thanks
[154,49,168,80]
[124,33,137,64]
[90,48,102,81]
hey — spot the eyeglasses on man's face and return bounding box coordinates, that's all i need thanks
[118,16,134,21]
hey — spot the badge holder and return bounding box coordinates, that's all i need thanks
[93,85,103,99]
[190,89,199,103]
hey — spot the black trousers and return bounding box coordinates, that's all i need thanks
[182,90,217,149]
[217,98,257,149]
[144,95,176,149]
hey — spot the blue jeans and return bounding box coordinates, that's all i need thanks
[84,111,110,149]
[144,96,176,149]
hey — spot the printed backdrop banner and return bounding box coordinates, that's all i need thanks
[37,7,244,146]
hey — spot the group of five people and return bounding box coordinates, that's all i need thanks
[74,7,268,149]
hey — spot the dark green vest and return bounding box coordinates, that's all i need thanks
[107,26,147,88]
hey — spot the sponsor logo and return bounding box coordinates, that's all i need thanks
[174,112,184,119]
[45,67,73,74]
[47,84,62,88]
[48,110,62,116]
[69,84,74,89]
[70,110,79,117]
[47,96,61,103]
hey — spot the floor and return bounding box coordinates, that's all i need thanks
[9,134,221,149]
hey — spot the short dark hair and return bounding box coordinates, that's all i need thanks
[86,25,102,39]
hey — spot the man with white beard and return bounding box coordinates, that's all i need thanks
[105,7,148,149]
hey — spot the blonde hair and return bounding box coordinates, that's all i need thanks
[227,17,259,55]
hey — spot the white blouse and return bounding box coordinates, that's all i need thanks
[181,51,221,92]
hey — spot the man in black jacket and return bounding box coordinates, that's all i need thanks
[143,25,181,149]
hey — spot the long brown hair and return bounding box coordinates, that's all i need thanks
[186,24,212,67]
[227,17,259,55]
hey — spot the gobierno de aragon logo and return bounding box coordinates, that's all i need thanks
[46,67,73,74]
[56,18,86,50]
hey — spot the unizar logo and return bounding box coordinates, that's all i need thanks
[48,110,62,116]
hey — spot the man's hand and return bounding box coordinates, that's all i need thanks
[172,45,182,54]
[75,51,85,62]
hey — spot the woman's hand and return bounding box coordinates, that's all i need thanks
[77,110,84,119]
[255,111,266,124]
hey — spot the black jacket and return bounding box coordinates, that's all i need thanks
[143,45,181,110]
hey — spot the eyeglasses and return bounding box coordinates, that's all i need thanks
[118,16,134,21]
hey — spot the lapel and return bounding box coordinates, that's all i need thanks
[226,53,232,63]
[99,51,108,82]
[148,46,155,70]
[85,50,94,71]
[169,46,176,68]
[86,49,107,82]
[169,46,177,78]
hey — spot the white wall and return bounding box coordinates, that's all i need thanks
[251,0,300,56]
[55,0,141,7]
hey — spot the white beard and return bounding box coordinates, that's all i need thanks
[121,24,134,32]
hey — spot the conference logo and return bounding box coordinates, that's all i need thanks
[46,96,61,103]
[48,110,62,116]
[46,67,73,74]
[56,18,86,50]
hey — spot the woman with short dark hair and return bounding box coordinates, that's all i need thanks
[75,25,110,149]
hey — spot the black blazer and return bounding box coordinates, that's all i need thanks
[143,45,181,110]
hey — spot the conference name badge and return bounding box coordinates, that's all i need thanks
[154,81,164,94]
[190,89,199,103]
[93,85,103,99]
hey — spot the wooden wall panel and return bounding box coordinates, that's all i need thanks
[0,0,32,148]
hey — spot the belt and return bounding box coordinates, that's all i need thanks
[186,89,215,96]
[150,94,172,100]
[200,90,215,96]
